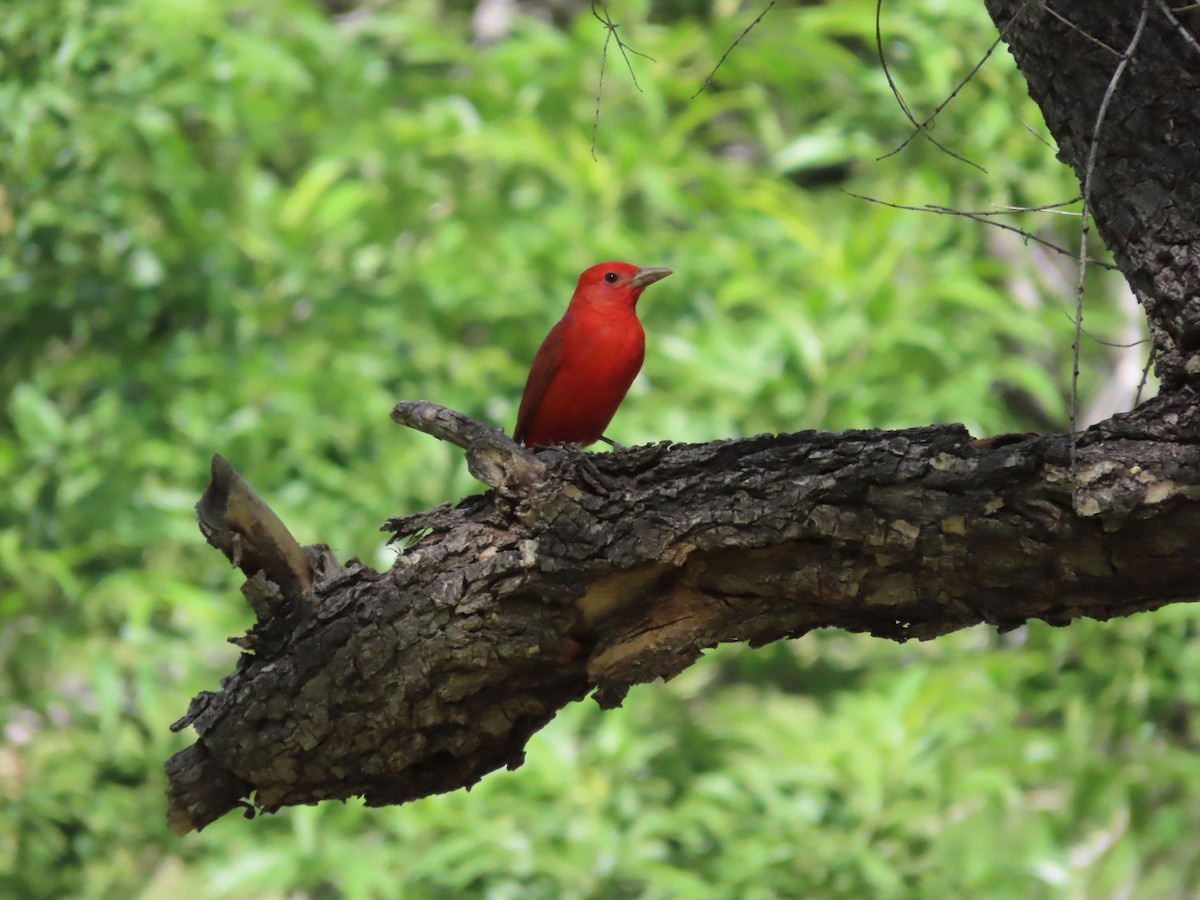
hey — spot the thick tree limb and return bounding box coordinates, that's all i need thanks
[165,0,1200,833]
[166,394,1200,833]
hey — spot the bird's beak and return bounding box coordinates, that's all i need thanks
[629,266,673,288]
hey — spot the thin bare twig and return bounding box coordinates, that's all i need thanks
[1070,1,1149,498]
[841,190,1119,270]
[1013,109,1057,149]
[590,1,657,161]
[1135,346,1157,406]
[874,0,985,172]
[936,197,1084,217]
[874,0,915,123]
[1044,4,1122,55]
[1089,334,1150,350]
[692,0,778,99]
[846,192,1136,354]
[1054,308,1149,349]
[879,33,1004,161]
[1156,0,1200,53]
[881,0,1037,163]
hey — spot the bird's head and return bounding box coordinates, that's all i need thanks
[571,261,673,311]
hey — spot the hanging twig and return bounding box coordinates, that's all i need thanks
[691,0,778,99]
[590,0,656,161]
[880,0,1037,163]
[874,0,985,172]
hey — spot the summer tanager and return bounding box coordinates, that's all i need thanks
[514,261,673,447]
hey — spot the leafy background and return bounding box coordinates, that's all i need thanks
[2,0,1192,898]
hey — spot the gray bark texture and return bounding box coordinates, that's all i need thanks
[165,0,1200,833]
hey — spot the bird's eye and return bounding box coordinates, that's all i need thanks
[603,272,619,284]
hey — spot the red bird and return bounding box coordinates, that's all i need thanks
[514,261,673,447]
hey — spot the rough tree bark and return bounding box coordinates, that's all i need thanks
[165,0,1200,833]
[984,0,1200,388]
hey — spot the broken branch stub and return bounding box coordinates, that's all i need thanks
[195,453,313,612]
[389,400,546,494]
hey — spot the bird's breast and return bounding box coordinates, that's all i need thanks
[559,311,645,386]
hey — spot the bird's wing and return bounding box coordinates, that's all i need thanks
[513,319,567,445]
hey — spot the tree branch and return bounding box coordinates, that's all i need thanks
[165,396,1200,833]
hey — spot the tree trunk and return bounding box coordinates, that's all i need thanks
[984,0,1200,388]
[165,0,1200,833]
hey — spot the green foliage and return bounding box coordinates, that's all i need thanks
[0,0,1185,898]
